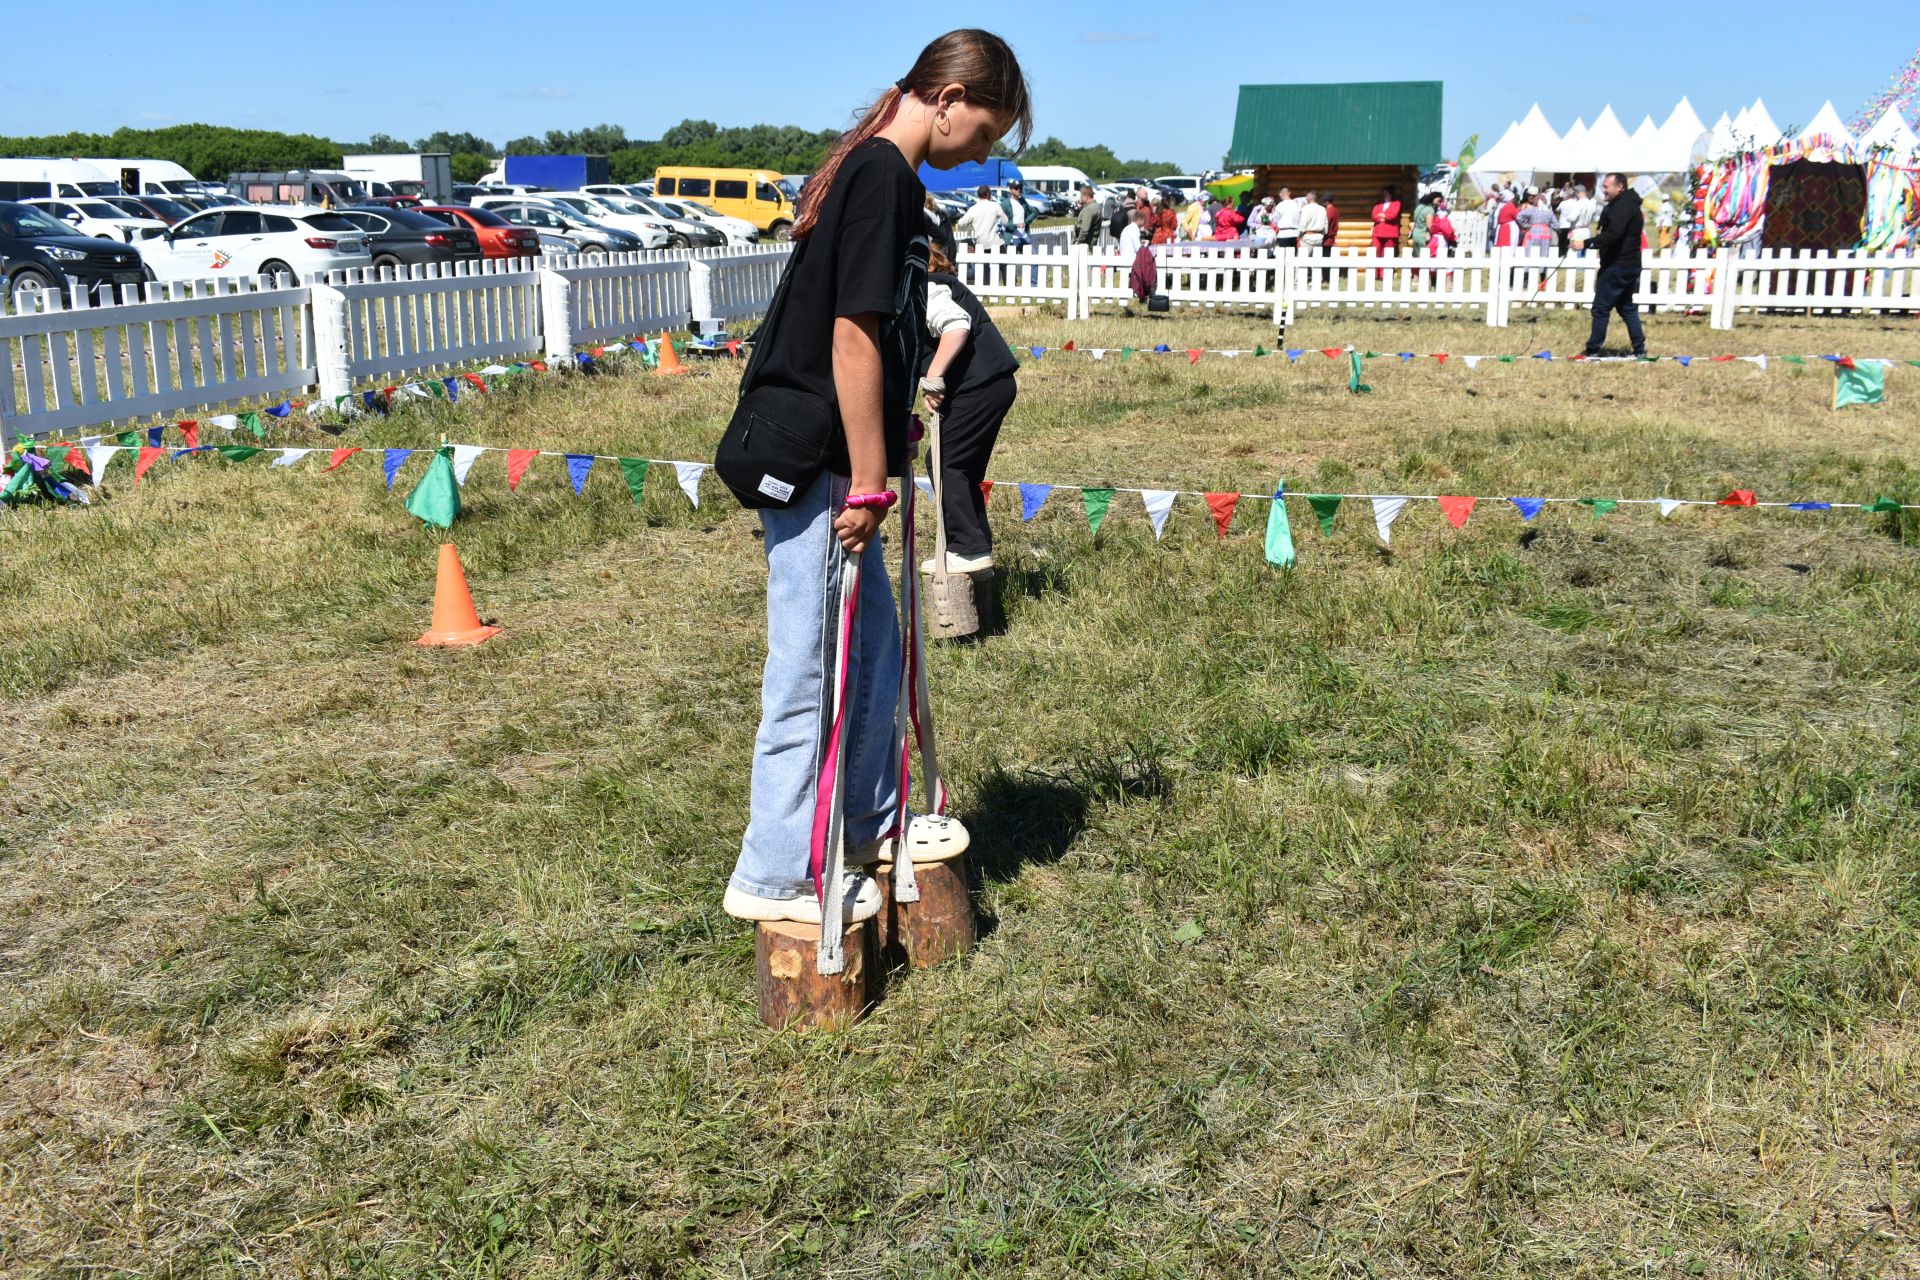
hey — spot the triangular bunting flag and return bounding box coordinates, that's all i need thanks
[1718,489,1757,507]
[1675,356,1693,367]
[272,449,312,468]
[383,448,412,489]
[441,377,461,403]
[1141,489,1177,539]
[1320,348,1342,359]
[1862,496,1904,513]
[1154,344,1171,354]
[264,401,292,418]
[1120,347,1134,362]
[134,446,163,482]
[1083,487,1115,536]
[147,427,164,448]
[85,444,118,483]
[1578,498,1618,518]
[1187,349,1202,365]
[914,475,934,499]
[403,446,460,529]
[980,480,994,504]
[1263,488,1294,568]
[619,457,649,507]
[1432,353,1448,365]
[1509,497,1546,521]
[178,421,199,449]
[1657,498,1685,518]
[1062,340,1075,352]
[1091,349,1107,361]
[451,444,485,486]
[1347,351,1372,394]
[1306,494,1342,536]
[565,453,595,494]
[1284,350,1303,363]
[506,449,537,491]
[1789,501,1832,511]
[1029,346,1045,360]
[215,446,262,463]
[674,461,705,508]
[208,414,238,432]
[1463,356,1482,370]
[1371,496,1409,544]
[1437,495,1476,529]
[326,447,361,472]
[1203,491,1240,538]
[1019,482,1052,521]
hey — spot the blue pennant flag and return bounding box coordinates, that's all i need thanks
[1820,354,1842,363]
[1019,482,1052,521]
[1675,356,1693,367]
[1028,346,1045,359]
[147,426,164,447]
[1509,497,1547,521]
[264,400,292,417]
[362,390,388,415]
[565,453,595,494]
[1153,343,1171,354]
[1398,352,1415,362]
[576,351,594,365]
[630,339,648,353]
[1533,351,1553,361]
[1789,501,1833,511]
[1285,349,1304,362]
[441,376,460,403]
[170,446,213,459]
[383,448,412,489]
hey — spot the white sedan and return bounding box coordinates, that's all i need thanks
[25,197,169,244]
[138,205,371,284]
[654,197,759,244]
[546,193,677,246]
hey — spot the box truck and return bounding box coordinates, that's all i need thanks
[502,156,611,191]
[341,154,454,204]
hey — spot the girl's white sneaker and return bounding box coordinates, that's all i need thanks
[853,813,971,865]
[723,872,882,925]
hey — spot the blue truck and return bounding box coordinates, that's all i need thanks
[916,158,1021,194]
[502,155,611,190]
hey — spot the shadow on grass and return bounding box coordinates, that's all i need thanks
[962,749,1171,939]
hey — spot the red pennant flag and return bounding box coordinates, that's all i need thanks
[1203,492,1240,538]
[979,480,994,504]
[1836,356,1856,370]
[325,446,361,472]
[1718,489,1757,507]
[725,339,741,357]
[1062,340,1076,351]
[1432,352,1448,365]
[528,359,548,372]
[65,445,89,476]
[381,385,398,402]
[179,419,199,449]
[592,346,606,356]
[1187,348,1203,365]
[1710,355,1734,363]
[506,449,538,491]
[1570,353,1588,362]
[1437,495,1477,529]
[462,372,489,392]
[134,445,163,483]
[1320,348,1342,359]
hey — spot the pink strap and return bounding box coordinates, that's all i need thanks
[807,558,860,899]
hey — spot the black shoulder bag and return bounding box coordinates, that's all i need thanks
[713,236,837,509]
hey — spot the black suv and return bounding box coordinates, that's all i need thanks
[1,200,147,308]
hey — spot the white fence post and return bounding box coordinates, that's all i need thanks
[688,259,716,331]
[1487,247,1509,327]
[1710,247,1737,330]
[539,267,573,361]
[1271,247,1291,327]
[1067,245,1084,321]
[310,282,351,408]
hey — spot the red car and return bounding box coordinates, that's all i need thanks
[417,205,540,259]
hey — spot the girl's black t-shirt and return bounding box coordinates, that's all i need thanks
[747,138,927,477]
[921,271,1018,394]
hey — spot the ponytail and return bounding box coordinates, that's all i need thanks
[796,29,1032,242]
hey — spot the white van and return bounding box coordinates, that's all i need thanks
[89,158,208,197]
[1017,165,1095,198]
[0,158,122,201]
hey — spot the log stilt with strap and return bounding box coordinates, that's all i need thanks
[756,918,875,1030]
[877,853,975,969]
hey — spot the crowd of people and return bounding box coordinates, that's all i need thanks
[1480,179,1680,255]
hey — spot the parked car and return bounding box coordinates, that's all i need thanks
[353,194,426,210]
[653,166,794,239]
[137,205,372,284]
[225,170,372,208]
[0,201,147,306]
[469,199,650,253]
[416,205,541,260]
[540,193,684,246]
[570,192,723,247]
[652,196,758,244]
[103,194,199,226]
[333,207,482,272]
[24,197,169,244]
[449,184,490,205]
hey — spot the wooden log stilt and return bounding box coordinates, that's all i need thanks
[877,854,976,969]
[923,568,1000,640]
[754,918,875,1031]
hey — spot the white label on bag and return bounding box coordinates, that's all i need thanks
[757,474,795,502]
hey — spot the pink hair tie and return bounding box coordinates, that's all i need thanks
[845,490,898,511]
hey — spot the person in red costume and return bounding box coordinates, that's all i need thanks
[1370,185,1402,278]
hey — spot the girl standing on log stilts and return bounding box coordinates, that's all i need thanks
[721,30,1032,930]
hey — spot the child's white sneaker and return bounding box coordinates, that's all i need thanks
[723,872,882,925]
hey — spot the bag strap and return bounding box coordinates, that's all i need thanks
[735,232,810,399]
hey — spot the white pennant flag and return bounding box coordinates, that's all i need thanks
[306,401,329,419]
[914,476,934,499]
[272,448,313,468]
[1462,355,1482,370]
[451,444,485,485]
[1141,489,1177,540]
[1091,348,1107,361]
[1657,498,1685,518]
[480,364,510,375]
[208,414,239,432]
[1741,355,1768,371]
[1372,496,1410,544]
[1219,349,1240,359]
[674,461,706,508]
[403,382,434,400]
[86,444,118,485]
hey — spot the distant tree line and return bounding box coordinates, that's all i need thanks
[0,122,1181,188]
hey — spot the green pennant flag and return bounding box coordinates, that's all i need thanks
[1862,496,1903,513]
[1362,351,1382,359]
[1496,355,1516,364]
[1264,487,1296,569]
[1083,487,1115,536]
[1306,494,1342,536]
[1578,498,1618,518]
[2,461,34,503]
[1253,345,1268,357]
[403,445,460,529]
[118,430,140,447]
[1906,360,1920,369]
[1834,361,1885,409]
[216,446,262,462]
[1783,355,1806,365]
[1347,351,1372,395]
[619,457,649,507]
[239,411,264,439]
[1119,347,1134,363]
[427,379,447,399]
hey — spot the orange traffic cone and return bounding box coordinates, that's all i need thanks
[653,330,688,376]
[417,543,501,646]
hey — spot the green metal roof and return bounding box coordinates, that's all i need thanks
[1228,82,1443,167]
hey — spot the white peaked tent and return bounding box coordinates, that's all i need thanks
[1471,103,1566,178]
[1798,100,1854,149]
[1656,97,1710,170]
[1574,105,1635,172]
[1860,104,1920,155]
[1742,98,1783,147]
[1732,105,1752,139]
[1707,112,1739,158]
[1561,117,1589,161]
[1472,120,1525,171]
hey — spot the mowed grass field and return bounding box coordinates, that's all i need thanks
[3,304,1919,1278]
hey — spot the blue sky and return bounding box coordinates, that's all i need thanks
[4,3,1913,172]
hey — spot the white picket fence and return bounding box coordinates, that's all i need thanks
[958,242,1920,329]
[1,246,794,446]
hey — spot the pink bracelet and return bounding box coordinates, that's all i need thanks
[845,490,898,511]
